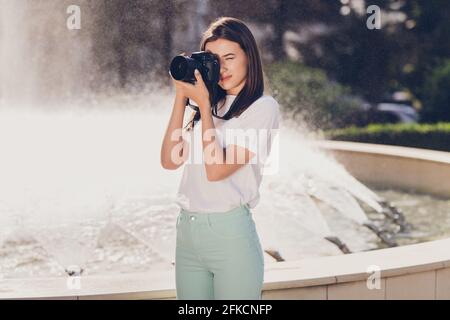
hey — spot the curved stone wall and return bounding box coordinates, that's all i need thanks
[2,141,450,300]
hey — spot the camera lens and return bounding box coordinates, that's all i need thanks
[169,56,189,80]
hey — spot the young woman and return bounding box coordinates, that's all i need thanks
[160,17,280,300]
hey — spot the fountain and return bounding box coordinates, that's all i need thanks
[1,1,450,300]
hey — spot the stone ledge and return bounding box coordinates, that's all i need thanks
[2,141,449,300]
[2,237,450,300]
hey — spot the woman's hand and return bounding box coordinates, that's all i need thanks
[172,69,210,110]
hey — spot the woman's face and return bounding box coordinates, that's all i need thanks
[205,38,248,96]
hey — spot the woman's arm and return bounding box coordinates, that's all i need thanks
[199,101,255,181]
[167,69,258,179]
[160,94,188,170]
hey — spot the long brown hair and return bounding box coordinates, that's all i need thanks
[185,17,265,131]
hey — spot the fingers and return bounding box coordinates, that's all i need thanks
[194,69,204,84]
[174,78,192,90]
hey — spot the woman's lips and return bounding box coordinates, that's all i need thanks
[221,75,232,82]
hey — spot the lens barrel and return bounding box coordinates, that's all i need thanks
[169,55,198,81]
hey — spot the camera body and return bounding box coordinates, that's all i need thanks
[169,51,221,109]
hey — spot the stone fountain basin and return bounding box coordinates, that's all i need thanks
[1,140,450,300]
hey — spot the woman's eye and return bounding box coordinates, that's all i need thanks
[226,58,234,61]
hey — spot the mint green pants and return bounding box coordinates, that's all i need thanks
[175,203,264,300]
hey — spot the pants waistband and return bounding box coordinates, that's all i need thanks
[179,203,250,223]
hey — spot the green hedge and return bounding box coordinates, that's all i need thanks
[420,59,450,122]
[264,60,364,130]
[324,122,450,152]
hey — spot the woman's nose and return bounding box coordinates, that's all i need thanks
[220,61,227,72]
[220,65,227,75]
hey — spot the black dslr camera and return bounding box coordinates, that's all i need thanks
[169,51,221,110]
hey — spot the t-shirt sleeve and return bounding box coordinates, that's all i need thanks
[224,96,280,163]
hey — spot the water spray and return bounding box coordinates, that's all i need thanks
[65,265,84,277]
[324,236,352,254]
[378,199,412,232]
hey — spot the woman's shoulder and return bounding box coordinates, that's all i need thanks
[255,94,278,105]
[246,95,279,115]
[231,95,280,128]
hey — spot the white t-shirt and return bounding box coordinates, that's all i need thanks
[175,94,280,213]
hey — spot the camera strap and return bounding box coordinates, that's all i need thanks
[184,83,233,120]
[185,98,200,112]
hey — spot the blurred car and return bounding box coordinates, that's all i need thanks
[342,102,419,127]
[373,103,419,123]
